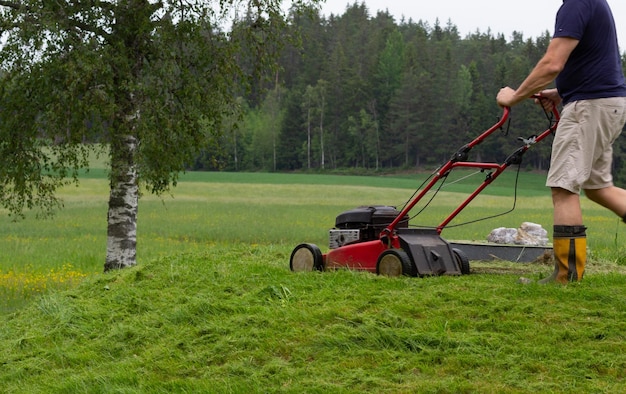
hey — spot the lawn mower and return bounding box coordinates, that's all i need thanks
[290,97,560,277]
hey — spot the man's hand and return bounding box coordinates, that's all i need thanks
[534,88,562,111]
[496,87,518,107]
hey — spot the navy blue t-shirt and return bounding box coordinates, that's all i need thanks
[554,0,626,104]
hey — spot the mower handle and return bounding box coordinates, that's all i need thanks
[381,95,559,238]
[495,94,560,127]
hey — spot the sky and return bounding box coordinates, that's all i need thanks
[320,0,626,50]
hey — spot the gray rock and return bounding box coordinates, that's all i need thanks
[487,227,518,244]
[487,222,548,246]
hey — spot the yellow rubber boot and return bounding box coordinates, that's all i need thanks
[539,225,586,284]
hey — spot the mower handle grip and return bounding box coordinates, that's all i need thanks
[530,93,561,119]
[498,94,561,122]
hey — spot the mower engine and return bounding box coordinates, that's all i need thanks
[329,206,409,249]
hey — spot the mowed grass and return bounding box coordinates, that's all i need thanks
[2,170,626,392]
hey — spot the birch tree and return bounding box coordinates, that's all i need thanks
[0,0,319,271]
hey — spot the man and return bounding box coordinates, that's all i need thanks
[497,0,626,284]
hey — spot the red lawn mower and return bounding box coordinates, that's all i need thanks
[290,97,560,277]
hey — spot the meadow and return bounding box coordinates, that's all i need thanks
[2,168,626,392]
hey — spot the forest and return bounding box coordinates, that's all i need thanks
[196,2,626,180]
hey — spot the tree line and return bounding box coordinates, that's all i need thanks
[197,2,626,180]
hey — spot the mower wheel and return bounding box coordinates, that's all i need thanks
[376,249,416,277]
[290,243,324,272]
[452,247,471,275]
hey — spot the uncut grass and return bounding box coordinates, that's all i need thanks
[1,246,625,392]
[178,168,552,198]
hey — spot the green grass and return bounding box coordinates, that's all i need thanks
[2,171,626,392]
[178,168,551,197]
[2,246,626,392]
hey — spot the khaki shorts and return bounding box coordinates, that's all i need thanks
[546,97,626,194]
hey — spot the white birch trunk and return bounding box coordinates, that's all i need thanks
[104,134,138,271]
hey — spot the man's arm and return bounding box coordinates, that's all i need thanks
[497,37,579,107]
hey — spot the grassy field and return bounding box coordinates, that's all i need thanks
[2,169,626,392]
